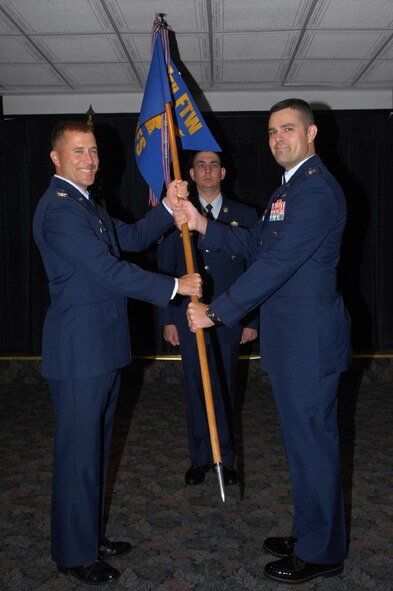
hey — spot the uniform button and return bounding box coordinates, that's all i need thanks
[231,255,237,260]
[260,240,263,245]
[205,249,210,253]
[204,265,209,271]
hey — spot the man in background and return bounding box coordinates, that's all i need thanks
[157,151,258,487]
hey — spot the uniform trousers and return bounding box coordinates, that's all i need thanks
[268,371,347,564]
[48,370,120,566]
[179,331,239,467]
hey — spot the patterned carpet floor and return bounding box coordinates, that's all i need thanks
[1,362,392,590]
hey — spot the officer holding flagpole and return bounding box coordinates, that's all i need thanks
[179,99,351,585]
[33,120,201,585]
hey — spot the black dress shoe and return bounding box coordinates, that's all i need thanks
[264,554,343,584]
[263,535,297,557]
[222,465,238,486]
[185,464,210,485]
[100,538,132,559]
[57,559,120,585]
[212,464,238,486]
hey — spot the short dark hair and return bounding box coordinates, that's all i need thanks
[51,121,94,149]
[269,98,314,126]
[190,150,223,168]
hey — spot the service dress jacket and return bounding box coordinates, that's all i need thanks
[33,176,176,379]
[157,194,259,343]
[202,155,351,379]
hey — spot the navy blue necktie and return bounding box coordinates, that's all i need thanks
[205,204,214,220]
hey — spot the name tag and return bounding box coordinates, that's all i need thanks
[269,198,286,222]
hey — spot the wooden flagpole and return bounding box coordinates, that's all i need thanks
[165,102,225,502]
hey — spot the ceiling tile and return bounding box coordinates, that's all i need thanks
[218,60,288,83]
[121,35,150,61]
[215,32,300,60]
[379,36,393,58]
[35,35,127,63]
[287,59,368,85]
[107,0,207,33]
[0,64,67,86]
[299,30,390,59]
[4,0,112,34]
[59,63,138,85]
[213,0,312,31]
[358,60,393,84]
[177,61,211,87]
[0,37,44,63]
[310,0,393,29]
[173,34,210,61]
[126,33,210,63]
[0,11,19,34]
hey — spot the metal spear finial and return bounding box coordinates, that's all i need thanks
[214,462,226,502]
[156,13,168,28]
[86,105,95,129]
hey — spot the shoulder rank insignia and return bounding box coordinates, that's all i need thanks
[56,190,68,198]
[307,167,317,176]
[230,220,239,226]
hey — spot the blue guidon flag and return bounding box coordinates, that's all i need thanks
[135,21,221,204]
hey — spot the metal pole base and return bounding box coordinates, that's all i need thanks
[213,462,226,502]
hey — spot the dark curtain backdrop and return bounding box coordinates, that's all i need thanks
[1,109,392,356]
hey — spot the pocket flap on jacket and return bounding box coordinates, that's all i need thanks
[75,299,120,323]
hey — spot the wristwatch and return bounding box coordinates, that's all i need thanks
[205,306,223,326]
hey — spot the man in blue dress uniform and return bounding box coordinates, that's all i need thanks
[33,121,201,585]
[181,100,351,585]
[157,151,258,487]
